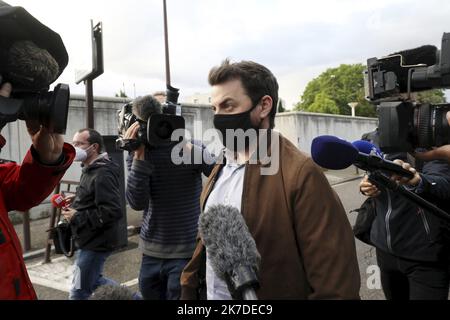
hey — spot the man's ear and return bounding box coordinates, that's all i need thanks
[92,143,100,153]
[258,95,273,120]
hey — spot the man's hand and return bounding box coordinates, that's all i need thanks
[390,159,421,187]
[124,122,145,160]
[61,208,77,222]
[414,145,450,164]
[27,119,64,165]
[359,175,381,197]
[0,82,12,97]
[63,194,76,207]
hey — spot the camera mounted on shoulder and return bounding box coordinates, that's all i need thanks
[364,33,450,153]
[0,1,70,134]
[116,85,185,151]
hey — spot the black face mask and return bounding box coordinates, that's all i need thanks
[213,104,260,151]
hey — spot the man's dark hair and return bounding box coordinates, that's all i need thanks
[78,128,105,153]
[208,59,279,128]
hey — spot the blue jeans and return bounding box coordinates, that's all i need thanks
[69,249,118,300]
[139,255,190,300]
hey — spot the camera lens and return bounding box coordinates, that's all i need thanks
[414,104,450,148]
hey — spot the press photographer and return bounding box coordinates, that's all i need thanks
[0,1,74,300]
[121,92,216,300]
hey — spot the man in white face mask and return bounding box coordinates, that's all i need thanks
[62,128,123,300]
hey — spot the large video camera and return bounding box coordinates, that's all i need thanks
[364,33,450,153]
[0,2,70,134]
[116,85,185,151]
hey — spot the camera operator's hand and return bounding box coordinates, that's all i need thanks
[124,122,145,160]
[360,175,381,197]
[26,119,64,165]
[414,111,450,163]
[0,82,12,97]
[414,145,450,164]
[390,159,421,187]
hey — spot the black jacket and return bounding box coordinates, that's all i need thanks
[370,157,450,262]
[71,154,123,252]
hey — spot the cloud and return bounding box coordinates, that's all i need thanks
[7,0,450,107]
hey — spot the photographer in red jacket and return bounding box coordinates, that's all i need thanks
[0,82,75,299]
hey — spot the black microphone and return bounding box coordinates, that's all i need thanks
[199,204,260,300]
[392,45,438,66]
[311,135,414,179]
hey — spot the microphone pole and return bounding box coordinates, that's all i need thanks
[368,171,450,222]
[163,0,171,88]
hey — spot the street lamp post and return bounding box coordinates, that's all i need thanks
[348,102,358,117]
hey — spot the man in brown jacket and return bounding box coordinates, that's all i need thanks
[180,59,360,300]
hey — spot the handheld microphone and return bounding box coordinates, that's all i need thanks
[199,204,260,300]
[50,193,68,209]
[311,135,414,179]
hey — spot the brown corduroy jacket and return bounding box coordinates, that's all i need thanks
[180,133,361,300]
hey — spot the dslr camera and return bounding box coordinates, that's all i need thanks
[116,85,185,151]
[0,2,70,134]
[364,32,450,153]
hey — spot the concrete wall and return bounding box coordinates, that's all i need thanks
[275,111,379,154]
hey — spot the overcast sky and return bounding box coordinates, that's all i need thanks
[8,0,450,108]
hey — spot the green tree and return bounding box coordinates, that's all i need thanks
[416,89,446,104]
[295,64,376,117]
[308,92,340,114]
[115,89,128,98]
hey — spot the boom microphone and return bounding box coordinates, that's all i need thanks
[199,204,260,300]
[311,135,414,179]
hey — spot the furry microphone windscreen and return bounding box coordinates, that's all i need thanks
[199,204,261,281]
[89,285,135,300]
[6,40,59,90]
[132,95,162,121]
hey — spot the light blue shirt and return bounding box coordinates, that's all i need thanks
[204,160,246,300]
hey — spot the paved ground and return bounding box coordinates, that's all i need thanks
[16,166,386,300]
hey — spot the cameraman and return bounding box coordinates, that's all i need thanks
[0,81,75,299]
[359,134,450,300]
[124,95,215,300]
